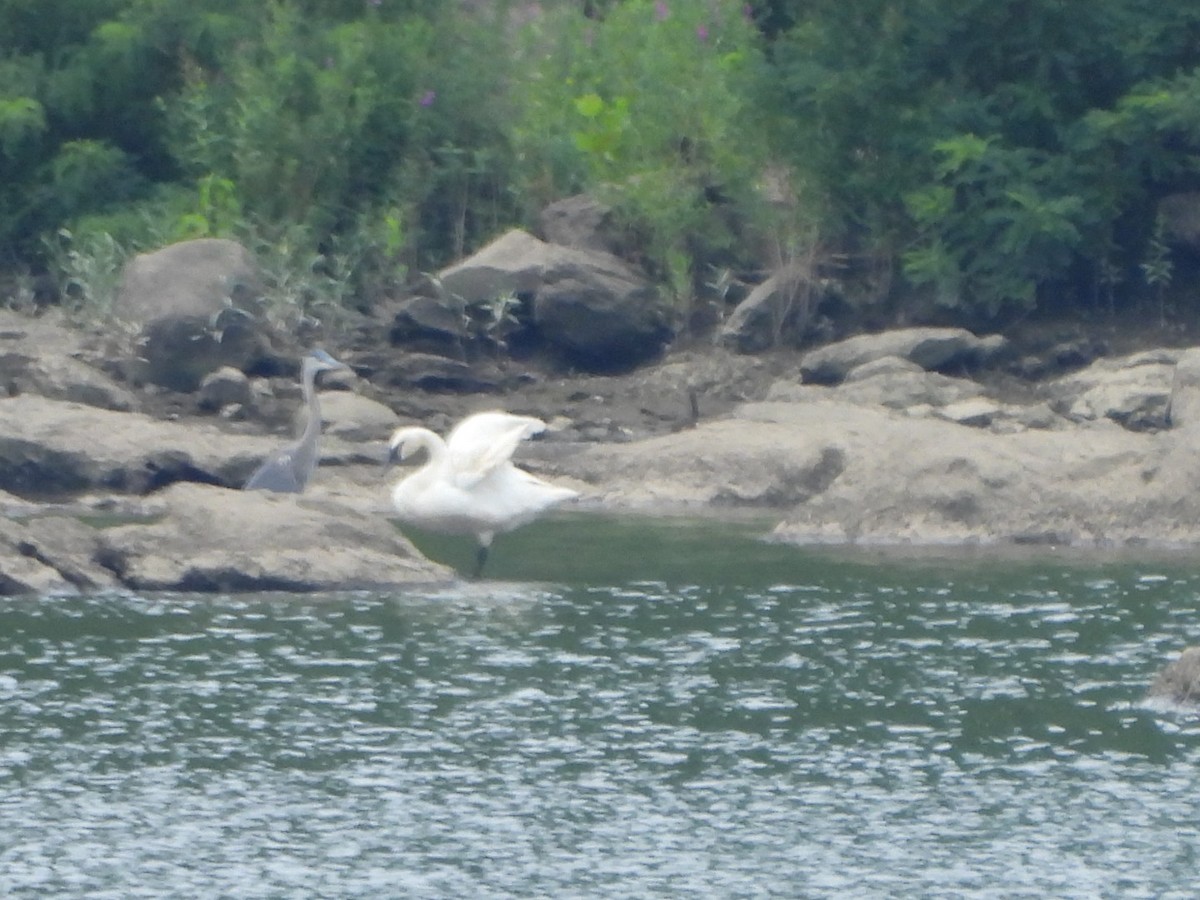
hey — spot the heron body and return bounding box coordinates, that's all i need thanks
[244,349,349,493]
[387,411,579,577]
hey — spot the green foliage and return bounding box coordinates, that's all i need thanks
[769,0,1200,321]
[1140,214,1174,323]
[903,134,1084,316]
[508,0,769,300]
[0,96,46,156]
[44,228,130,316]
[6,0,1200,334]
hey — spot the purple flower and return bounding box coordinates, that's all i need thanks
[367,0,382,7]
[419,90,436,108]
[696,23,709,42]
[654,1,669,21]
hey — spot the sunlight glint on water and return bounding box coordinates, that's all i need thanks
[2,517,1200,898]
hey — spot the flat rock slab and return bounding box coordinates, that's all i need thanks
[0,395,275,497]
[563,396,1200,548]
[93,483,452,593]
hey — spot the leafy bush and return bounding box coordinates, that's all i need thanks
[508,0,772,300]
[6,0,1200,335]
[768,0,1200,321]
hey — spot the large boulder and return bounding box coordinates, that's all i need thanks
[320,391,400,443]
[437,229,672,372]
[388,292,469,359]
[563,393,1200,547]
[800,327,1005,384]
[437,229,555,303]
[113,239,270,391]
[197,366,252,412]
[533,261,671,372]
[1145,646,1200,706]
[91,483,452,592]
[1046,349,1176,431]
[538,193,624,255]
[0,394,281,498]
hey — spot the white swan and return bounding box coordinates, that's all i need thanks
[387,411,580,577]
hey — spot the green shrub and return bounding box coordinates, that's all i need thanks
[508,0,771,300]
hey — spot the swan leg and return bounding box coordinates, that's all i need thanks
[471,531,496,580]
[471,544,489,580]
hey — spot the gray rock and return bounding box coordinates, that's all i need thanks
[847,370,983,410]
[844,355,925,382]
[198,366,252,411]
[0,394,281,498]
[1146,646,1200,706]
[937,398,1003,428]
[800,327,1004,384]
[539,193,623,254]
[371,352,504,394]
[0,516,119,595]
[567,393,1200,548]
[389,292,468,358]
[321,391,399,442]
[1,530,74,595]
[437,229,671,371]
[114,239,269,391]
[1008,401,1064,431]
[0,349,138,411]
[93,483,451,592]
[0,309,138,411]
[1047,350,1176,431]
[719,265,816,353]
[114,238,263,322]
[779,363,983,412]
[1167,347,1200,428]
[437,229,553,303]
[534,263,670,371]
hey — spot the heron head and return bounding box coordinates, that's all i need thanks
[304,349,350,380]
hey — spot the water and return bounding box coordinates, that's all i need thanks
[3,514,1200,898]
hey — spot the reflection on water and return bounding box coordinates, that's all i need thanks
[2,516,1200,897]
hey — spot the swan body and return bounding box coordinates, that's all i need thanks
[387,411,579,576]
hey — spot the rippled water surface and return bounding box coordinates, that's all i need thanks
[4,515,1200,898]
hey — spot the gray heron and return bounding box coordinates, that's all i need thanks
[244,349,349,493]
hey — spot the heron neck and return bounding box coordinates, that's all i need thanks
[301,364,321,436]
[292,363,324,474]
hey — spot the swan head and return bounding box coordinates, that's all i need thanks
[386,426,439,467]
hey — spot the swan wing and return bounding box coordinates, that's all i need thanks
[447,411,546,485]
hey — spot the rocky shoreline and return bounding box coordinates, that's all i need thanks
[6,294,1200,598]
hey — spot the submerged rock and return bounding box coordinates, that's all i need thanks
[1146,646,1200,706]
